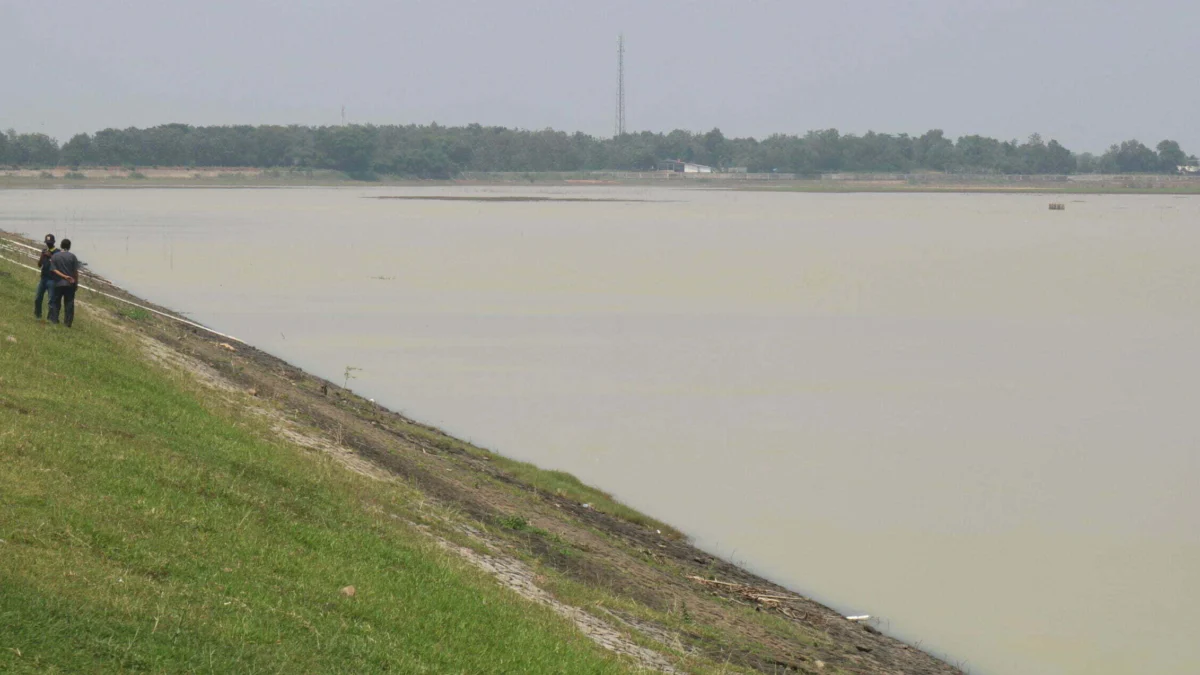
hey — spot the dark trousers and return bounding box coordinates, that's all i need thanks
[34,277,55,318]
[48,285,77,327]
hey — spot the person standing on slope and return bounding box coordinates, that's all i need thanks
[47,239,80,328]
[33,234,57,320]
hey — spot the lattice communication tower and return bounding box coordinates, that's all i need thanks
[615,34,626,137]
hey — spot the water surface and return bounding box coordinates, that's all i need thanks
[4,186,1197,674]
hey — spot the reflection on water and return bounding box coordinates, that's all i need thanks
[4,186,1198,674]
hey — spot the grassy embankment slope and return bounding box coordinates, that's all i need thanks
[0,270,625,673]
[0,237,964,675]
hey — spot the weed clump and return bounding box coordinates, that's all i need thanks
[498,514,534,532]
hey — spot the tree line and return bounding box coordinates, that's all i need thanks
[1,125,1194,179]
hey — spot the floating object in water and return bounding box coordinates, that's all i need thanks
[1049,203,1066,210]
[846,615,871,622]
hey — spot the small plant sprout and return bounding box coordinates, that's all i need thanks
[343,365,362,389]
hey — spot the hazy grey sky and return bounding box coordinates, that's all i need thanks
[3,0,1197,152]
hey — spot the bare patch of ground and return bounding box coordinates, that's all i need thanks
[434,535,683,673]
[135,331,240,394]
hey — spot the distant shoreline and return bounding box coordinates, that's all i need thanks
[4,167,1200,195]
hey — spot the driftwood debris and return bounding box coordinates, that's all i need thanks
[686,576,877,628]
[686,575,813,619]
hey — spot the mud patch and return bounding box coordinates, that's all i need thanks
[136,333,240,394]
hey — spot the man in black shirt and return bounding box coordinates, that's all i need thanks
[34,234,57,319]
[48,239,80,328]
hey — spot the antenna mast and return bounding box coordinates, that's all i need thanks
[615,34,626,137]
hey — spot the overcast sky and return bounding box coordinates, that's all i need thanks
[2,0,1197,152]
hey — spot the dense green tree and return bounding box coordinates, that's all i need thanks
[139,124,191,166]
[701,128,730,168]
[806,129,843,171]
[955,135,1009,173]
[5,132,60,166]
[1156,140,1187,172]
[1008,134,1073,174]
[315,125,376,172]
[2,122,1192,178]
[1044,140,1075,174]
[92,128,133,166]
[1020,134,1049,173]
[914,130,954,171]
[1102,140,1160,173]
[60,133,93,167]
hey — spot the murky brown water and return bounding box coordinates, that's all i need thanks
[4,186,1198,674]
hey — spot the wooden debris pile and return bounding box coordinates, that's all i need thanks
[686,575,815,621]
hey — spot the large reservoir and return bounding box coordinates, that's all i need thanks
[4,185,1197,674]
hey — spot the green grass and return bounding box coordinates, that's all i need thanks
[118,307,151,321]
[376,419,682,538]
[496,515,537,533]
[0,269,628,674]
[493,461,681,536]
